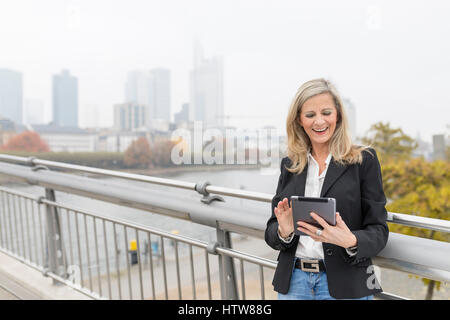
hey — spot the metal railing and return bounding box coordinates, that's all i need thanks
[0,154,449,300]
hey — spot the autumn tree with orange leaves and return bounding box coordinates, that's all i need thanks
[1,131,50,152]
[124,137,152,168]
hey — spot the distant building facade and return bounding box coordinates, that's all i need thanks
[189,42,224,129]
[343,98,356,140]
[125,68,171,128]
[0,68,23,124]
[52,69,78,127]
[32,124,96,152]
[432,134,446,161]
[113,103,147,131]
[174,103,189,124]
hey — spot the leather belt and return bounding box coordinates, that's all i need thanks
[295,258,326,273]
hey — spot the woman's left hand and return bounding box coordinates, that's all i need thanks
[297,212,357,249]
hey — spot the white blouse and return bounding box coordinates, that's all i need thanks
[295,152,331,259]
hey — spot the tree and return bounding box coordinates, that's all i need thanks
[0,131,50,152]
[124,137,152,169]
[360,122,417,164]
[151,138,178,167]
[382,158,449,299]
[362,122,449,299]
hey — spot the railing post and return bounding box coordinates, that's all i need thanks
[216,227,238,300]
[43,188,67,284]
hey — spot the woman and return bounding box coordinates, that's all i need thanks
[265,78,389,300]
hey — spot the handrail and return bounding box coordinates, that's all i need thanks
[0,154,449,233]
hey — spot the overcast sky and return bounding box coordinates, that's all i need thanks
[1,0,449,141]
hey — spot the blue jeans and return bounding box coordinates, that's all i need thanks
[278,268,373,300]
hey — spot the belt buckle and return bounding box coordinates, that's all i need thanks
[300,259,320,273]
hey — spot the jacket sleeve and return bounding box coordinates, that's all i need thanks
[342,148,389,265]
[264,157,298,251]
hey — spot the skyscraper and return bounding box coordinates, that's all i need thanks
[190,41,224,128]
[432,134,446,161]
[343,98,357,140]
[0,68,23,124]
[150,68,171,122]
[52,69,78,127]
[174,103,189,124]
[125,70,152,109]
[125,68,171,128]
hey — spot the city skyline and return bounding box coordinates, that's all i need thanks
[0,0,449,142]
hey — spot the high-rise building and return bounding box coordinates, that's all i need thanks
[125,70,152,108]
[0,68,23,124]
[343,98,356,140]
[52,69,78,127]
[125,68,171,128]
[113,103,147,131]
[150,68,171,122]
[432,134,446,161]
[174,103,189,124]
[189,42,224,128]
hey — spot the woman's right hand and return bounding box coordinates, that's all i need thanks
[274,197,294,238]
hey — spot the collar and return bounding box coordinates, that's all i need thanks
[307,151,332,166]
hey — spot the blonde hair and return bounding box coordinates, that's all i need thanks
[286,78,369,174]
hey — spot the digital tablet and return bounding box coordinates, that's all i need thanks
[291,196,336,236]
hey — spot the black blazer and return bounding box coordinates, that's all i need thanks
[265,148,389,299]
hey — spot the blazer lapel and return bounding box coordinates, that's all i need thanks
[320,158,349,197]
[294,164,308,196]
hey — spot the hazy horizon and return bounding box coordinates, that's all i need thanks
[1,0,449,142]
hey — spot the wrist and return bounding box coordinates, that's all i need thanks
[278,225,293,239]
[346,233,357,249]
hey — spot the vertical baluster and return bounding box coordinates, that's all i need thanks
[66,210,75,280]
[123,225,132,300]
[189,245,196,300]
[102,219,112,299]
[259,265,265,300]
[15,196,24,258]
[135,230,144,300]
[147,232,155,300]
[160,236,168,300]
[0,191,7,250]
[93,216,102,297]
[205,249,212,300]
[240,259,246,300]
[6,193,15,254]
[113,222,122,300]
[56,206,68,279]
[12,195,21,256]
[49,203,60,277]
[29,199,39,265]
[37,202,46,268]
[23,198,33,263]
[174,240,182,299]
[74,211,84,287]
[83,214,93,291]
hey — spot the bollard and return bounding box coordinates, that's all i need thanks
[129,239,138,265]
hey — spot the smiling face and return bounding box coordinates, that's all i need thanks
[298,92,338,151]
